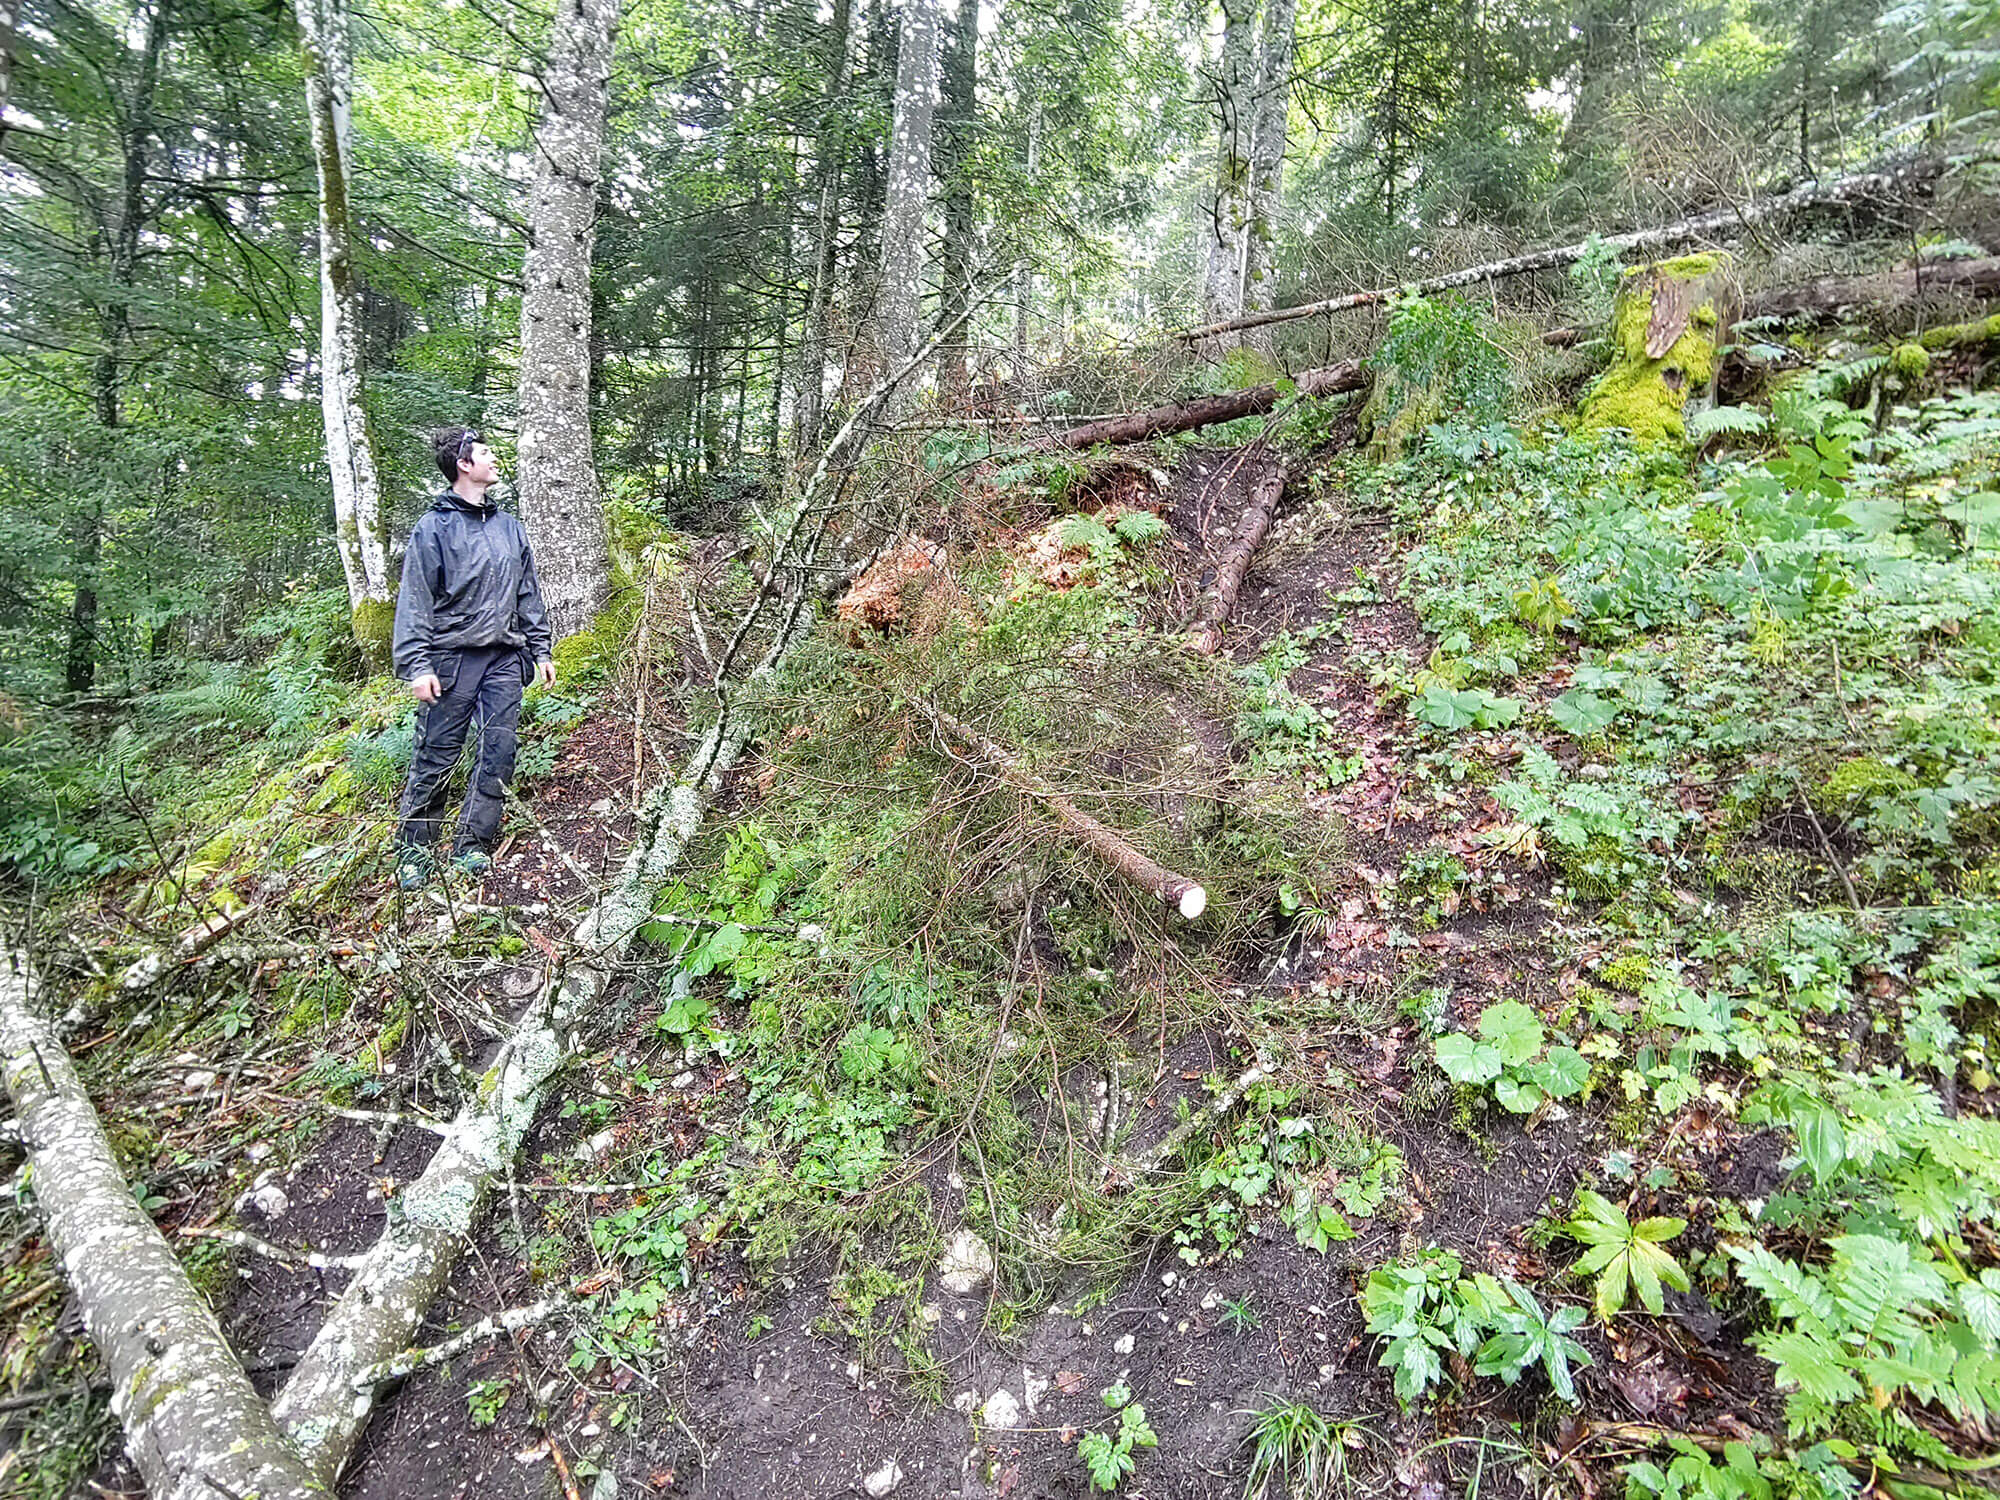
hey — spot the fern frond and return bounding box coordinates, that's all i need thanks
[1728,1241,1836,1338]
[1688,405,1767,442]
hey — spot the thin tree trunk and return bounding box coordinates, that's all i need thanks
[1012,107,1040,376]
[1057,361,1364,447]
[518,0,620,640]
[1192,457,1285,653]
[919,705,1208,920]
[1178,159,1945,343]
[876,0,940,374]
[792,0,853,462]
[0,0,21,151]
[1241,0,1294,319]
[1,955,327,1500]
[935,0,976,400]
[1202,0,1256,324]
[299,0,393,659]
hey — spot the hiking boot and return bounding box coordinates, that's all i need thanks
[395,850,434,891]
[451,847,494,879]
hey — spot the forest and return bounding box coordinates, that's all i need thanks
[2,0,2000,1494]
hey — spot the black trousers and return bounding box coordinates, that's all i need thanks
[395,644,527,854]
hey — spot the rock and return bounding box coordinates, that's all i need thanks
[239,1183,289,1219]
[952,1391,979,1415]
[938,1228,995,1295]
[1113,1333,1135,1355]
[1022,1368,1049,1414]
[980,1389,1021,1429]
[184,1069,217,1091]
[863,1459,904,1497]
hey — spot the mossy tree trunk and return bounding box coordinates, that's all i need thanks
[1580,253,1740,445]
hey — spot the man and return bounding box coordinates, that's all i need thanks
[390,427,557,888]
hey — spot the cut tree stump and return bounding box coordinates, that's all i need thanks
[1191,456,1287,654]
[1580,253,1741,444]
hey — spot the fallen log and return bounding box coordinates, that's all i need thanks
[919,703,1208,920]
[1056,361,1365,448]
[1192,456,1288,654]
[1744,255,2000,323]
[1178,158,1943,344]
[0,952,326,1500]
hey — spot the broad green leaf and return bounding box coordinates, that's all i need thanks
[1435,1033,1501,1084]
[1478,1000,1545,1065]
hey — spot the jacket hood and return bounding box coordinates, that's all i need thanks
[432,488,498,516]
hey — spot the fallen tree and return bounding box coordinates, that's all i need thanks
[1743,255,2000,323]
[0,952,327,1500]
[1056,361,1364,448]
[1191,454,1288,655]
[918,702,1209,920]
[1176,159,1943,344]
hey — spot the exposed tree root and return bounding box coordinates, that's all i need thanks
[0,951,328,1500]
[1191,455,1287,654]
[918,702,1209,920]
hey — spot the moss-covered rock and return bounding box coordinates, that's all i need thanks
[1889,342,1931,382]
[1580,254,1740,445]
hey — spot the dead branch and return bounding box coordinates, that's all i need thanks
[1191,455,1288,654]
[1744,255,2000,323]
[117,903,262,991]
[1177,159,1946,343]
[0,951,327,1500]
[918,703,1209,920]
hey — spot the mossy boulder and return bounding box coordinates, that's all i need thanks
[1580,253,1741,445]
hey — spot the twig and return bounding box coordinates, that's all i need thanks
[348,1293,576,1391]
[180,1226,371,1272]
[1791,773,1864,914]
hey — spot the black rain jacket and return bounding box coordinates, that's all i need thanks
[390,490,554,681]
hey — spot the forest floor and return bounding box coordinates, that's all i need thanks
[5,361,1998,1500]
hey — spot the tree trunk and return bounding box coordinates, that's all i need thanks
[1012,107,1040,376]
[518,0,620,640]
[1241,0,1294,319]
[1057,360,1364,447]
[1192,456,1285,653]
[0,0,21,151]
[1,955,327,1500]
[793,0,853,463]
[299,0,394,662]
[1744,255,2000,322]
[1202,0,1256,325]
[919,705,1208,920]
[1580,254,1740,444]
[935,0,977,401]
[1177,158,1944,343]
[876,0,940,374]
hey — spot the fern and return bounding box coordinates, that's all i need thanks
[1687,405,1768,442]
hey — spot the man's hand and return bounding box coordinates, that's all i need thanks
[412,672,442,704]
[534,659,557,690]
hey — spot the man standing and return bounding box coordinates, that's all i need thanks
[391,427,558,888]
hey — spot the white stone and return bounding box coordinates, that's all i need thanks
[1022,1368,1049,1414]
[980,1389,1021,1429]
[1113,1334,1135,1355]
[863,1459,904,1497]
[952,1390,979,1415]
[240,1183,289,1219]
[1200,1289,1221,1310]
[938,1229,994,1294]
[184,1069,217,1091]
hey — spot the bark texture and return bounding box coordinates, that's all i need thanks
[0,953,326,1500]
[1179,160,1943,343]
[877,0,940,372]
[1241,0,1295,317]
[518,0,620,639]
[1192,456,1286,653]
[1056,360,1364,448]
[1202,0,1257,324]
[935,0,978,400]
[299,0,393,649]
[1744,255,2000,322]
[922,706,1208,919]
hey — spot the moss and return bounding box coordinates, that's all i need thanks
[373,998,414,1062]
[350,595,397,666]
[1819,755,1915,815]
[1919,314,2000,352]
[278,971,351,1037]
[1596,949,1652,993]
[1362,369,1447,462]
[1889,342,1932,382]
[1579,257,1731,445]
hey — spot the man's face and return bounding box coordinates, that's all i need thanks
[459,441,502,485]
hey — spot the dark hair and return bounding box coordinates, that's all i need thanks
[431,426,479,484]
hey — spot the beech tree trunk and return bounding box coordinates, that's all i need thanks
[1202,0,1256,325]
[1179,159,1945,343]
[299,0,394,659]
[1192,456,1285,653]
[1057,360,1364,448]
[1,955,326,1500]
[876,0,940,373]
[1241,0,1294,318]
[921,705,1208,919]
[518,0,620,640]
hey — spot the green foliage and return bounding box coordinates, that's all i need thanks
[1562,1189,1690,1319]
[1434,999,1590,1114]
[1241,1399,1373,1500]
[1078,1383,1158,1492]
